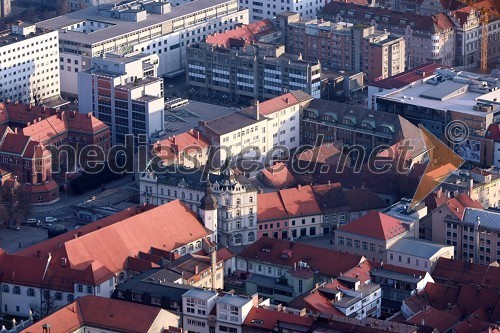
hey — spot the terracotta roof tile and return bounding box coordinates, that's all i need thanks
[154,129,210,158]
[371,64,446,89]
[255,93,302,116]
[21,296,164,333]
[337,211,408,241]
[243,307,314,330]
[206,19,277,48]
[343,188,389,212]
[260,162,297,189]
[279,185,322,216]
[257,191,288,221]
[238,237,364,278]
[486,123,500,141]
[407,306,462,332]
[0,133,31,154]
[296,143,342,165]
[312,183,349,212]
[432,258,500,290]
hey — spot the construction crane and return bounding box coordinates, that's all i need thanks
[459,0,500,72]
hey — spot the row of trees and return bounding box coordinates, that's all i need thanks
[0,179,31,229]
[69,164,125,195]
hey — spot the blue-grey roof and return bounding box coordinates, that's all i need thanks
[388,237,452,259]
[463,208,500,231]
[183,288,217,300]
[218,293,253,307]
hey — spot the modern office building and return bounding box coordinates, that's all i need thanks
[187,24,321,102]
[78,53,163,144]
[37,0,249,97]
[0,22,60,105]
[318,2,455,69]
[373,67,500,139]
[285,18,405,83]
[240,0,324,21]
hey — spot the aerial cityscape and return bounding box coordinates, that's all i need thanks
[0,0,499,331]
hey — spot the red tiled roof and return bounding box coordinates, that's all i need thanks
[279,185,322,216]
[432,258,500,290]
[206,19,276,48]
[260,162,297,189]
[338,211,408,241]
[243,307,314,330]
[20,296,164,333]
[217,247,235,262]
[127,256,160,273]
[258,191,288,221]
[451,0,499,26]
[343,187,389,212]
[154,129,210,157]
[438,0,464,10]
[4,201,212,290]
[296,143,341,165]
[0,133,31,154]
[238,237,364,278]
[407,306,462,332]
[303,290,345,316]
[371,64,445,89]
[485,123,500,141]
[256,93,302,116]
[442,193,483,220]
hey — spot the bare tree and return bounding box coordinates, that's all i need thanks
[30,275,59,319]
[1,178,31,229]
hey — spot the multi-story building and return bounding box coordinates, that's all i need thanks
[0,102,109,203]
[300,98,424,160]
[197,91,313,164]
[432,207,500,265]
[286,18,405,83]
[318,2,455,68]
[0,200,215,318]
[37,0,249,97]
[240,0,324,21]
[140,167,258,247]
[392,0,463,16]
[373,67,500,139]
[486,124,500,168]
[0,0,10,17]
[187,41,321,102]
[449,0,500,69]
[0,22,60,105]
[257,184,323,240]
[78,52,163,145]
[335,211,417,263]
[233,237,365,304]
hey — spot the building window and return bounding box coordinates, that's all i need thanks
[27,288,35,297]
[298,279,303,293]
[55,292,62,300]
[13,286,20,295]
[407,257,411,264]
[77,284,83,293]
[3,285,9,293]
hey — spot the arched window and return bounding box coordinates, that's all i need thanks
[248,232,255,242]
[196,241,201,248]
[181,247,187,255]
[189,244,194,252]
[249,196,253,203]
[160,188,164,195]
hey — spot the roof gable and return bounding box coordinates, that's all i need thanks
[338,211,408,241]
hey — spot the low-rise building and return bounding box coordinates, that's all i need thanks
[335,211,416,263]
[387,237,454,272]
[257,184,322,240]
[233,237,365,304]
[78,52,163,144]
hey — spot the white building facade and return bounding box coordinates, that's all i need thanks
[241,0,323,21]
[0,23,60,104]
[78,53,164,144]
[37,0,249,97]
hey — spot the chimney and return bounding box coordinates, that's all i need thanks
[172,135,176,144]
[196,130,200,141]
[74,234,78,239]
[297,184,301,191]
[253,100,260,120]
[436,187,442,198]
[194,265,199,275]
[14,128,17,134]
[87,112,92,119]
[328,180,331,185]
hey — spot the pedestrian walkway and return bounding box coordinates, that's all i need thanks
[31,175,135,213]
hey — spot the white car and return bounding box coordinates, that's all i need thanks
[45,217,58,223]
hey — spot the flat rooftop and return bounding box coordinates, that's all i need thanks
[380,81,500,117]
[36,0,239,45]
[0,27,55,47]
[388,237,451,259]
[154,100,236,139]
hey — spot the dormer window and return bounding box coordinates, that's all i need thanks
[400,19,407,24]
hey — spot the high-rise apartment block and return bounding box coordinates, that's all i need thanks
[284,16,405,83]
[240,0,324,21]
[37,0,249,97]
[0,22,59,105]
[318,2,455,69]
[78,53,163,144]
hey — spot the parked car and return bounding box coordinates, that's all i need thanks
[26,218,41,226]
[42,223,53,229]
[45,217,58,223]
